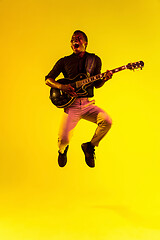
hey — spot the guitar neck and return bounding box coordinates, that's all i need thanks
[110,65,127,74]
[78,65,127,87]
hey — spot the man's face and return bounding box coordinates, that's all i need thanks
[71,33,87,54]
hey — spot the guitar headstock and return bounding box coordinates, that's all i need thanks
[127,61,144,70]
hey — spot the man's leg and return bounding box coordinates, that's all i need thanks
[81,104,112,167]
[58,109,80,167]
[82,104,112,146]
[90,111,112,147]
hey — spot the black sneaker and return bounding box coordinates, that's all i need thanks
[58,145,69,167]
[81,142,95,168]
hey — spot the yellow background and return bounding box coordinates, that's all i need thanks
[0,0,160,239]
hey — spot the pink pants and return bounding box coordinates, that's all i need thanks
[58,98,112,153]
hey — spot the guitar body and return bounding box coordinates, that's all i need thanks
[50,73,90,108]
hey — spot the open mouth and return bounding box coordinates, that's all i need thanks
[74,43,79,48]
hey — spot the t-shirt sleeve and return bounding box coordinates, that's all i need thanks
[45,58,64,80]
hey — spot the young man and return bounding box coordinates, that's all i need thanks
[45,30,113,168]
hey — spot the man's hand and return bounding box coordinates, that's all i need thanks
[103,70,113,81]
[61,84,77,97]
[94,70,113,88]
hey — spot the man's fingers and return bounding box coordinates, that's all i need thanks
[68,85,75,92]
[64,84,77,96]
[106,70,113,77]
[104,70,113,80]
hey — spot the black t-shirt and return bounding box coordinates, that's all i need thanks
[45,52,102,97]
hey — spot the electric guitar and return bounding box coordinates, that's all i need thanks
[49,61,144,108]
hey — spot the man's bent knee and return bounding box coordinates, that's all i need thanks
[98,112,112,128]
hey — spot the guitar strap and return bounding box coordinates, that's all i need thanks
[85,54,95,77]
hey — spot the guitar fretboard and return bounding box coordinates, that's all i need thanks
[76,65,127,88]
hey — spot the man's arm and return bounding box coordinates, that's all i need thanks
[45,78,63,89]
[45,78,77,97]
